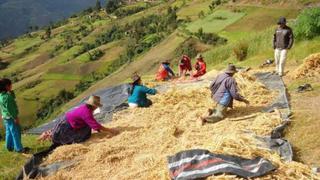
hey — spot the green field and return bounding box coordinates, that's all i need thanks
[186,9,246,33]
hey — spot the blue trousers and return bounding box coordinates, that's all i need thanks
[4,118,23,152]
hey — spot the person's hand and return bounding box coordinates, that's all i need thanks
[14,118,20,125]
[108,128,119,135]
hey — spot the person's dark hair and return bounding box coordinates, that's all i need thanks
[0,78,12,92]
[86,104,95,110]
[130,79,142,95]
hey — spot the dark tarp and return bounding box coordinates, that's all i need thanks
[167,149,276,180]
[255,136,293,162]
[255,72,293,161]
[255,72,290,113]
[17,84,131,179]
[19,72,295,179]
[27,84,130,134]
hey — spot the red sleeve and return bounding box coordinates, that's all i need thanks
[200,62,206,73]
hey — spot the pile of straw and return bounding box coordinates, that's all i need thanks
[290,53,320,79]
[40,72,318,180]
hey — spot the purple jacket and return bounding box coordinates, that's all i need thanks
[66,104,102,131]
[210,72,245,108]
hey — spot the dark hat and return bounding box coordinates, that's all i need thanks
[131,74,141,82]
[162,60,170,65]
[277,17,287,25]
[225,64,238,74]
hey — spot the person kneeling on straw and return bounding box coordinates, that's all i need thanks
[201,64,250,125]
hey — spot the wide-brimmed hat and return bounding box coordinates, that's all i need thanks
[196,54,203,59]
[131,74,141,83]
[225,64,238,74]
[86,95,103,107]
[277,17,286,25]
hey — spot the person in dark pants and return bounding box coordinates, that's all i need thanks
[0,78,29,153]
[200,64,250,124]
[273,17,294,77]
[39,95,118,146]
[128,74,157,108]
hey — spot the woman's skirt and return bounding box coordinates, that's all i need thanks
[52,116,91,145]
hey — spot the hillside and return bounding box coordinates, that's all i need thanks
[1,0,320,179]
[0,0,99,40]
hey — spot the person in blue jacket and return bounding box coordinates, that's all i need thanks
[128,74,157,108]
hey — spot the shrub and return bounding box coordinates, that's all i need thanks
[233,42,248,61]
[175,38,199,58]
[194,28,227,45]
[295,7,320,40]
[36,90,75,119]
[106,0,122,14]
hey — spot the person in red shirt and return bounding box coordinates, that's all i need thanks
[156,61,175,81]
[193,54,206,78]
[179,55,192,77]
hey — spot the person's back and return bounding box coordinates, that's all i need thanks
[201,65,249,125]
[156,62,175,81]
[128,84,156,107]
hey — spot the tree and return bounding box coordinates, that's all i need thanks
[106,0,121,14]
[95,0,102,11]
[45,27,52,39]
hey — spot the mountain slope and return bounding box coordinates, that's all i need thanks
[0,0,98,40]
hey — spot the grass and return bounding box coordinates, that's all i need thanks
[0,135,50,180]
[9,36,43,55]
[225,6,300,32]
[177,0,212,20]
[186,9,246,33]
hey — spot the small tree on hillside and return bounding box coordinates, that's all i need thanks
[105,0,121,14]
[95,0,102,11]
[45,27,52,39]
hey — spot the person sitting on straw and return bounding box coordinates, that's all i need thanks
[179,55,192,77]
[192,54,207,78]
[200,64,250,124]
[128,74,157,108]
[156,60,175,81]
[38,95,118,147]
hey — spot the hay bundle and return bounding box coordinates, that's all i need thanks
[39,72,318,180]
[290,53,320,79]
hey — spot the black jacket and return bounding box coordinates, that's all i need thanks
[273,26,294,49]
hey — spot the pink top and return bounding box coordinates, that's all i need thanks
[66,104,102,131]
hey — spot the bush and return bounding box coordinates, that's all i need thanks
[295,7,320,40]
[233,42,248,61]
[114,6,146,18]
[194,28,227,45]
[106,0,122,14]
[0,61,9,70]
[36,90,74,119]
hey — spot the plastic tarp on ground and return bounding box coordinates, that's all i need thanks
[17,84,130,180]
[167,149,276,180]
[27,84,130,134]
[255,72,293,162]
[18,72,294,179]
